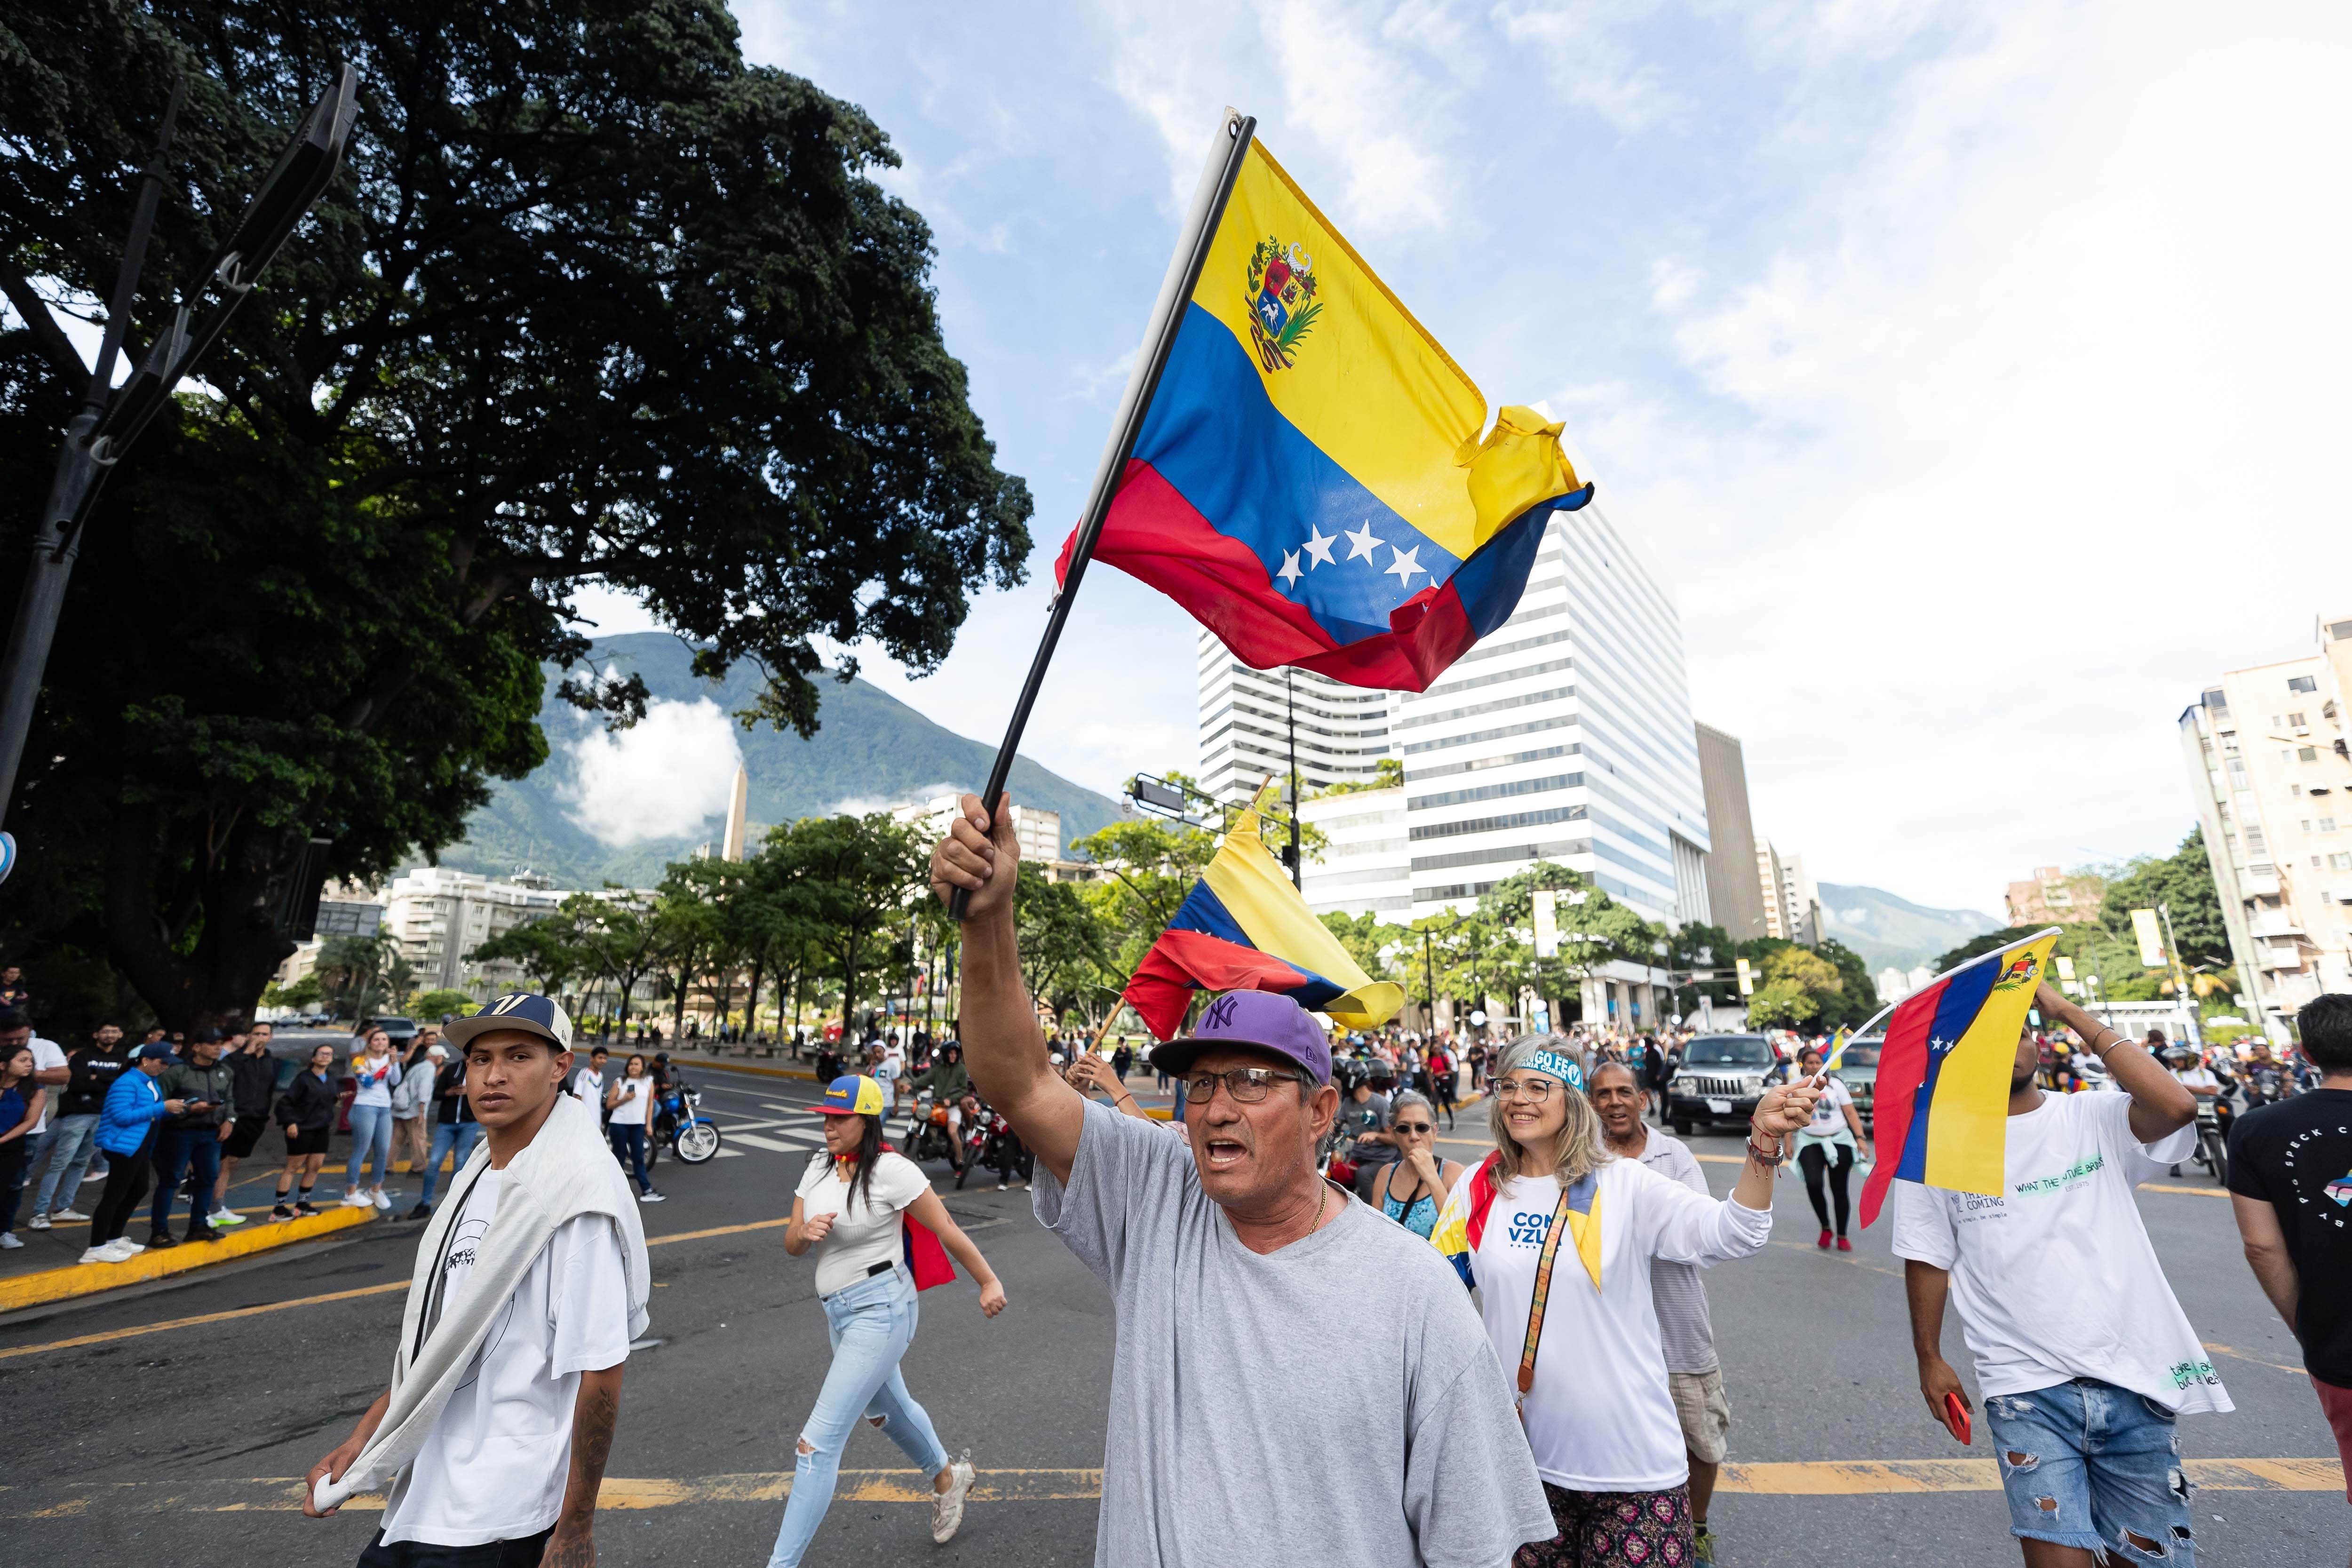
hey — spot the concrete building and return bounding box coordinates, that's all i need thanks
[893,796,1080,879]
[385,867,568,995]
[1197,639,1396,802]
[1299,785,1411,919]
[2003,866,2104,927]
[1694,723,1768,941]
[1755,840,1820,945]
[2178,616,2352,1035]
[1393,500,1711,930]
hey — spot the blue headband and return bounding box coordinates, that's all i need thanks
[1525,1049,1585,1089]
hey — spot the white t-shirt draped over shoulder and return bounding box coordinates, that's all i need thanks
[1891,1090,2229,1415]
[795,1149,931,1296]
[380,1169,634,1547]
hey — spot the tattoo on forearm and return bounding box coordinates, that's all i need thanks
[574,1380,619,1493]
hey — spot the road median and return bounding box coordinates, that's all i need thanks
[0,1205,378,1313]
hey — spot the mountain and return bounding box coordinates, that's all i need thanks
[427,633,1127,888]
[1816,883,2002,973]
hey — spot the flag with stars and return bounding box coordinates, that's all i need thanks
[1858,928,2061,1228]
[1052,136,1593,692]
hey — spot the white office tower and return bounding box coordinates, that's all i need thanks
[1395,501,1711,927]
[1197,632,1395,801]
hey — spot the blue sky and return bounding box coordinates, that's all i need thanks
[581,0,2352,914]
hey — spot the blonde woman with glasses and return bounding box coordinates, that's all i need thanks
[1433,1038,1818,1568]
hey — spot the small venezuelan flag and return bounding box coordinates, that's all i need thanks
[1123,789,1403,1040]
[1055,136,1592,692]
[1858,928,2061,1228]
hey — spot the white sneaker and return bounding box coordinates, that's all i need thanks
[371,1190,390,1211]
[115,1238,146,1255]
[51,1208,89,1221]
[342,1191,371,1208]
[79,1244,119,1264]
[930,1452,975,1544]
[208,1207,247,1226]
[27,1212,49,1230]
[637,1191,666,1203]
[0,1233,22,1250]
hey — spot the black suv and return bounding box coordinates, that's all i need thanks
[1668,1034,1780,1135]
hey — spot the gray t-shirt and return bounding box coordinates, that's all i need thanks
[1633,1130,1719,1375]
[1035,1098,1552,1568]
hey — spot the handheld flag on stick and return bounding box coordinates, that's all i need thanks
[1123,784,1404,1040]
[1855,928,2062,1229]
[1054,132,1592,692]
[948,108,1587,920]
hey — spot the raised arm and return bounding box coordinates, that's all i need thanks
[2035,983,2193,1142]
[930,794,1088,1184]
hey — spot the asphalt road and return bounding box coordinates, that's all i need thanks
[0,1066,2343,1568]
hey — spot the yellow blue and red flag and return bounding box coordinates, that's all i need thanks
[1054,138,1592,692]
[1123,788,1404,1040]
[1857,928,2061,1228]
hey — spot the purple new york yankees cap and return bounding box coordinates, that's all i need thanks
[1147,991,1333,1084]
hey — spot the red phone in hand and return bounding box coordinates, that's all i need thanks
[1942,1391,1971,1446]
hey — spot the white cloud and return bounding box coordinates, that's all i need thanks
[559,699,745,847]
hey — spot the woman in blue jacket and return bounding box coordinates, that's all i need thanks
[83,1043,187,1264]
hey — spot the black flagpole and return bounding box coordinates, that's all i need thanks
[950,109,1257,920]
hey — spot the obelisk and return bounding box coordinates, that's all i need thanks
[722,764,749,860]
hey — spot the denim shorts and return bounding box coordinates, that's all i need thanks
[1982,1378,2195,1564]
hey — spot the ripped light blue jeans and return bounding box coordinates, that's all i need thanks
[764,1267,950,1568]
[1982,1377,2195,1564]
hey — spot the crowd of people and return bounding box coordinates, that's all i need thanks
[8,829,2352,1568]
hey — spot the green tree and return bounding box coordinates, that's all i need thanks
[261,973,321,1012]
[409,987,477,1020]
[778,813,927,1038]
[1073,815,1221,978]
[1014,863,1113,1023]
[1318,910,1399,983]
[0,0,1031,1031]
[2097,828,2232,970]
[1744,946,1843,1032]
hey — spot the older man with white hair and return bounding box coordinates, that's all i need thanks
[933,794,1552,1568]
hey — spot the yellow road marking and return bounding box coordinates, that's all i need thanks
[2203,1340,2308,1376]
[0,1212,800,1361]
[6,1458,2339,1516]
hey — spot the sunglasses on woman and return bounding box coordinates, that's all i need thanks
[1393,1120,1433,1134]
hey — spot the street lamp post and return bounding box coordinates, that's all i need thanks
[0,65,360,874]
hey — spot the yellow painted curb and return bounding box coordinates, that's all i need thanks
[0,1205,377,1312]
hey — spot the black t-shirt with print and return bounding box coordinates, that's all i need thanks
[2228,1088,2352,1386]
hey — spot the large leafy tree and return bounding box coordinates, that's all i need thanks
[0,0,1030,1031]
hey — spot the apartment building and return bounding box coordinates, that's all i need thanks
[1197,642,1395,802]
[2002,866,2105,927]
[1756,839,1820,945]
[2179,615,2352,1033]
[384,867,568,994]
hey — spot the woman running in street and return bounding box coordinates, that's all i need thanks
[603,1052,663,1202]
[768,1074,1005,1566]
[1433,1038,1818,1568]
[1790,1044,1871,1251]
[343,1027,401,1211]
[272,1043,340,1218]
[1370,1090,1463,1240]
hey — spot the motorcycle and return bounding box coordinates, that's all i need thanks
[650,1073,723,1165]
[908,1089,960,1164]
[2192,1081,2233,1187]
[955,1099,1007,1191]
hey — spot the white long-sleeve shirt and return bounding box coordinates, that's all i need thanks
[1468,1157,1770,1490]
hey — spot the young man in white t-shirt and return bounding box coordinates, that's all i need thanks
[1897,982,2225,1568]
[304,993,638,1568]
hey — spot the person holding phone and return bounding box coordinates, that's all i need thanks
[604,1053,662,1202]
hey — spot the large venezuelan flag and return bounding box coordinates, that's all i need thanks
[1054,138,1593,693]
[1857,928,2061,1228]
[1124,794,1405,1040]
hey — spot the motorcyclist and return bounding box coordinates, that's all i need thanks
[2239,1040,2289,1106]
